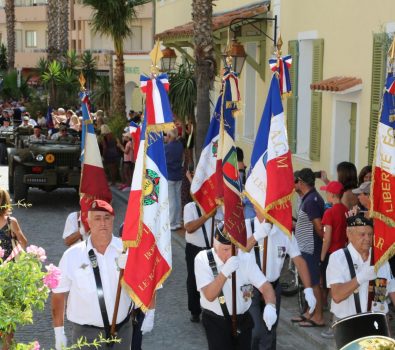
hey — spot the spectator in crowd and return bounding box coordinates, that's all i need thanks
[51,125,73,142]
[100,124,121,186]
[29,125,46,142]
[36,111,47,127]
[165,129,184,230]
[319,181,348,338]
[69,114,81,132]
[352,181,371,212]
[357,165,372,186]
[24,112,37,126]
[117,132,134,191]
[294,168,325,327]
[322,162,358,209]
[19,116,34,129]
[52,107,67,128]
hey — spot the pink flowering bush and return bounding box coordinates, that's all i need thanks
[43,263,61,289]
[0,245,60,348]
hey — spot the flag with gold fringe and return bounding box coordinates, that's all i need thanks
[370,71,395,269]
[245,72,294,237]
[216,68,247,250]
[121,99,173,310]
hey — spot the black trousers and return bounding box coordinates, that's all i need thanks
[202,309,254,350]
[185,242,206,316]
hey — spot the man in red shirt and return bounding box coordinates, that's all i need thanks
[319,180,348,338]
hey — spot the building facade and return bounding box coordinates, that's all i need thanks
[0,0,153,112]
[157,0,395,180]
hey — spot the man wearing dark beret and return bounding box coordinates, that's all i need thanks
[194,222,277,350]
[326,212,395,321]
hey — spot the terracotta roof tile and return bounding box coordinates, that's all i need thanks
[311,76,362,92]
[156,3,268,40]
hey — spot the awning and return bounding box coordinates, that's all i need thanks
[310,76,362,93]
[156,3,269,41]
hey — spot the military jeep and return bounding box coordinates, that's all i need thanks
[8,127,81,201]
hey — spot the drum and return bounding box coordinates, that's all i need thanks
[332,312,390,349]
[339,336,395,350]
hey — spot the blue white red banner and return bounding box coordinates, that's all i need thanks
[140,74,173,130]
[79,91,112,231]
[245,74,294,237]
[190,98,221,215]
[371,72,395,268]
[122,118,172,311]
[216,69,247,249]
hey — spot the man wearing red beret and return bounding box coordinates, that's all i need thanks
[51,200,134,349]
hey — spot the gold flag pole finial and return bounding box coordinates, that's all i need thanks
[79,72,86,91]
[149,40,163,76]
[276,34,283,58]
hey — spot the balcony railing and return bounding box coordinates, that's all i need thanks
[0,0,47,7]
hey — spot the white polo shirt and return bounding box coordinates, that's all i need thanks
[244,218,301,282]
[194,248,266,316]
[183,202,222,248]
[53,236,132,327]
[62,211,87,241]
[327,244,395,319]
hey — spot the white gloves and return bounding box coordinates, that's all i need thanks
[303,287,317,314]
[356,265,376,286]
[141,309,155,335]
[54,326,67,350]
[117,253,128,270]
[221,256,240,278]
[253,222,272,241]
[262,303,277,331]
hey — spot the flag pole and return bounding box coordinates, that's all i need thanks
[111,268,124,336]
[231,243,237,337]
[210,216,215,247]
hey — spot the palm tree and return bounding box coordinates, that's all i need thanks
[58,0,69,55]
[168,62,196,123]
[192,0,216,157]
[82,0,150,116]
[4,0,15,71]
[81,50,97,90]
[41,60,63,106]
[47,0,59,61]
[63,50,80,74]
[92,75,111,112]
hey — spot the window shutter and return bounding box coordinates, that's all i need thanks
[349,103,357,164]
[286,40,299,153]
[368,33,388,165]
[309,39,324,161]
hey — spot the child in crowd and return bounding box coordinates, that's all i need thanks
[319,180,348,338]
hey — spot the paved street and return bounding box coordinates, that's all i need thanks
[0,166,334,349]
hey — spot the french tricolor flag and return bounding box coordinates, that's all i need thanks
[190,98,221,215]
[122,115,172,311]
[79,91,112,231]
[140,74,173,128]
[245,74,294,237]
[371,73,395,268]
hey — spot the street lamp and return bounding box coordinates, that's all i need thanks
[160,47,177,72]
[224,15,278,75]
[222,38,247,75]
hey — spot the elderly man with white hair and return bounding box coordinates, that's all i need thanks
[194,223,277,350]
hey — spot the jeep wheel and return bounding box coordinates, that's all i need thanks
[8,168,13,194]
[14,166,28,202]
